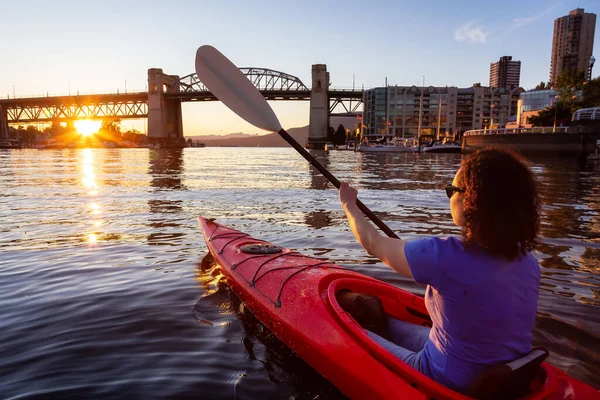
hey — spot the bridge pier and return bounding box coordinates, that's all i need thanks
[147,69,185,148]
[307,64,330,149]
[0,105,8,141]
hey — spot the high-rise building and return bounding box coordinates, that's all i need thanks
[361,84,522,140]
[550,8,596,84]
[489,56,521,88]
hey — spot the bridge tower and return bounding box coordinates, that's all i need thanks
[307,64,330,149]
[147,69,185,148]
[0,105,8,141]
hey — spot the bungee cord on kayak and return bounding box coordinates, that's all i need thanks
[207,223,348,308]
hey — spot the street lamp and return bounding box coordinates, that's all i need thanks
[12,85,16,99]
[553,95,559,131]
[435,90,443,140]
[490,104,496,129]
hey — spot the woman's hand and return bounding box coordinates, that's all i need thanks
[339,181,358,208]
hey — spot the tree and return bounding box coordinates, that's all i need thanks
[327,126,335,143]
[25,125,40,144]
[98,120,122,141]
[334,124,346,146]
[121,128,145,145]
[554,68,585,112]
[527,103,571,127]
[534,81,548,90]
[583,77,600,108]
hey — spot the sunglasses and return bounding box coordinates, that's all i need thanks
[445,185,465,198]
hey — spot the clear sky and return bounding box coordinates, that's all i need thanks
[1,0,598,136]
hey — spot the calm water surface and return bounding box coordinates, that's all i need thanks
[0,148,598,399]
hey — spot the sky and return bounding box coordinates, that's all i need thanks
[1,0,598,136]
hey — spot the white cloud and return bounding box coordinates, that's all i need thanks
[510,4,560,31]
[512,16,537,29]
[454,21,488,44]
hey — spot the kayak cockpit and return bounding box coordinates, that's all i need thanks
[327,278,555,399]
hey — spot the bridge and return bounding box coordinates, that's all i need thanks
[0,65,363,149]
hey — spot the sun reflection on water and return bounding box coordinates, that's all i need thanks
[89,202,101,215]
[81,149,97,193]
[80,149,102,245]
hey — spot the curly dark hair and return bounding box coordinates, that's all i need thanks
[458,147,540,261]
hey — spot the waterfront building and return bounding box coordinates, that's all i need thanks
[362,85,522,141]
[515,89,558,127]
[489,56,521,88]
[550,8,596,84]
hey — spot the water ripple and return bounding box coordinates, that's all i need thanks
[0,148,598,398]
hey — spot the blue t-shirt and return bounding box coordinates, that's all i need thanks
[404,236,540,393]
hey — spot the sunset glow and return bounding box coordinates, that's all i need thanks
[75,120,102,137]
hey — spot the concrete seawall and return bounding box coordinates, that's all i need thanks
[463,124,600,155]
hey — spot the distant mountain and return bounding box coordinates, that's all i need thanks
[187,132,260,141]
[185,116,357,147]
[187,126,308,147]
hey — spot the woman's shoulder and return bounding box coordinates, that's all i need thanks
[517,251,542,277]
[405,235,466,260]
[408,235,463,246]
[428,235,465,252]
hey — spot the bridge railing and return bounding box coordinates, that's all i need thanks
[464,127,569,136]
[3,89,148,100]
[3,86,363,100]
[572,107,600,121]
[328,87,364,92]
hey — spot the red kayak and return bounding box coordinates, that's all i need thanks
[199,216,598,399]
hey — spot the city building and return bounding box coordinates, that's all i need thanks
[516,89,558,127]
[362,85,522,141]
[489,56,521,88]
[550,8,596,84]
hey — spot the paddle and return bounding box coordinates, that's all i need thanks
[195,45,399,239]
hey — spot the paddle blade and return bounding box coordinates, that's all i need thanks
[195,45,282,132]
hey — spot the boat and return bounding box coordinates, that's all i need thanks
[326,142,356,151]
[358,137,418,153]
[0,141,21,149]
[422,138,462,153]
[198,216,598,400]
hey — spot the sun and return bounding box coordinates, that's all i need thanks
[75,120,102,137]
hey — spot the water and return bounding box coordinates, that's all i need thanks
[0,148,598,399]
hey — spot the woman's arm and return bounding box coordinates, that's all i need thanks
[339,182,414,280]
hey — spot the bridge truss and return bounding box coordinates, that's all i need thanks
[0,69,363,125]
[0,93,148,123]
[176,68,310,92]
[328,90,363,114]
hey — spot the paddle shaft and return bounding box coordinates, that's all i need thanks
[278,129,400,239]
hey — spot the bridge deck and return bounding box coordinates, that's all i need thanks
[0,90,363,123]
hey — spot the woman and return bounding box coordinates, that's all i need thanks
[338,148,541,393]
